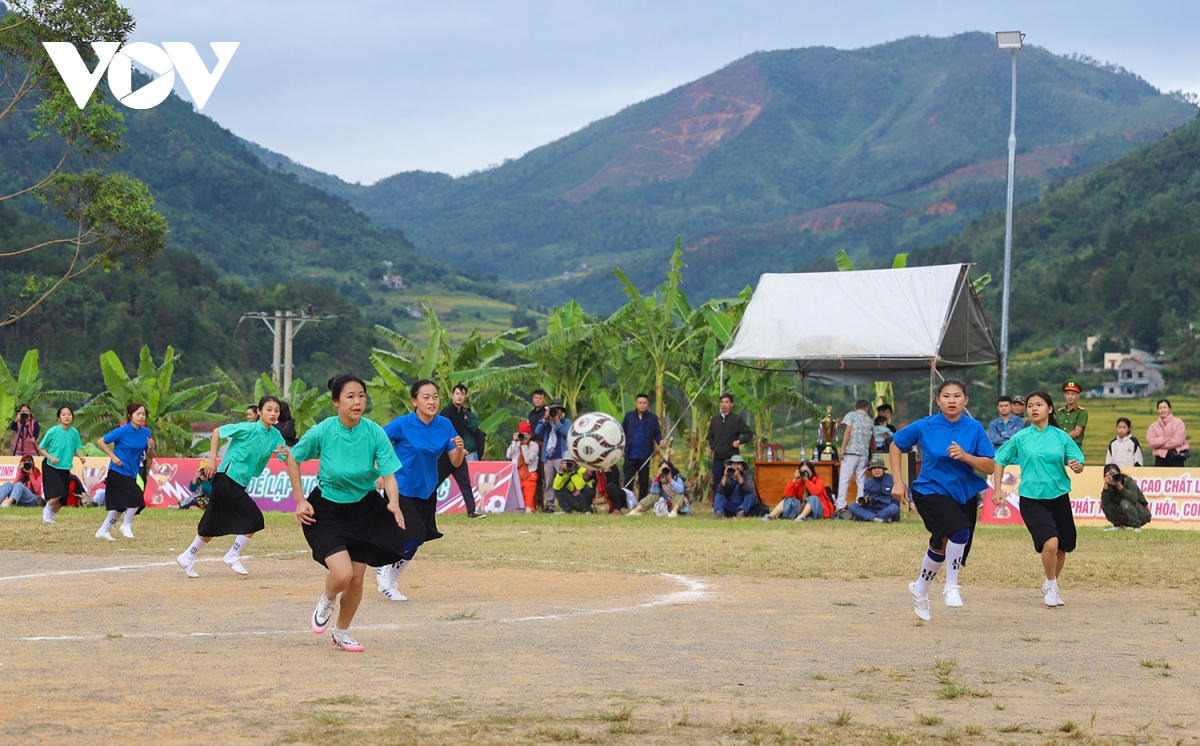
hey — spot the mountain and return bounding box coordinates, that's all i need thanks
[261,32,1196,312]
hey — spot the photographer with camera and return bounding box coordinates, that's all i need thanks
[7,403,40,458]
[713,455,757,518]
[535,398,572,512]
[552,458,595,513]
[507,422,541,512]
[847,455,900,523]
[626,460,686,517]
[0,454,43,507]
[763,460,832,521]
[707,393,754,503]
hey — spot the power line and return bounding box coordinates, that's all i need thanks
[236,306,346,395]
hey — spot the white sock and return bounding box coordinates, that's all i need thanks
[944,541,967,589]
[184,536,207,559]
[379,560,407,587]
[915,550,944,597]
[42,504,54,522]
[100,510,120,534]
[332,625,347,636]
[225,535,250,559]
[122,508,137,526]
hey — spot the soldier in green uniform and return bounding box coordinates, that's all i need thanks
[1057,380,1088,447]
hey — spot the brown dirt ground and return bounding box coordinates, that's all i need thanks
[0,551,1198,745]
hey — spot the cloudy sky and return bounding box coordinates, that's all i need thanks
[122,0,1200,184]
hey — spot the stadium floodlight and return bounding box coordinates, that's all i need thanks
[995,31,1024,49]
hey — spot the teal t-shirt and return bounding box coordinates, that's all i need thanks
[994,424,1085,499]
[39,425,82,469]
[290,416,402,504]
[217,420,287,487]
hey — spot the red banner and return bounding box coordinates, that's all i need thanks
[434,460,524,514]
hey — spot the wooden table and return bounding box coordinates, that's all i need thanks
[753,461,849,506]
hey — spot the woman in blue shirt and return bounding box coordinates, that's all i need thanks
[94,402,156,541]
[376,379,466,602]
[890,380,995,621]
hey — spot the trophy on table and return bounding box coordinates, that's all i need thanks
[819,406,838,462]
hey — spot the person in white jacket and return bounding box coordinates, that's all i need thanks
[1105,417,1144,468]
[506,422,540,512]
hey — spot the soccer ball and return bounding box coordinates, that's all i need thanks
[567,412,625,469]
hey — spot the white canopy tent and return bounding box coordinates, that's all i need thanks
[717,264,999,385]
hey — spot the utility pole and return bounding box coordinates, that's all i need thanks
[995,30,1024,395]
[236,306,342,398]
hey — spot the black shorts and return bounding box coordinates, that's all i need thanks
[197,473,265,538]
[301,488,427,568]
[1019,494,1077,553]
[104,472,145,512]
[42,464,73,501]
[912,491,979,564]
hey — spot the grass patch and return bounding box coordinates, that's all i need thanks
[438,610,479,621]
[595,705,634,722]
[532,725,580,741]
[1017,632,1041,643]
[1140,658,1171,670]
[831,710,853,726]
[938,684,989,700]
[1059,719,1079,733]
[811,673,829,681]
[998,723,1033,733]
[833,601,859,606]
[917,713,943,725]
[964,724,983,735]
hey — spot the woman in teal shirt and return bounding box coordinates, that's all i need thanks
[176,396,289,579]
[286,373,424,653]
[38,406,84,525]
[993,391,1085,609]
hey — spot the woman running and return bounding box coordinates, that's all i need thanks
[375,379,466,601]
[38,406,84,525]
[94,403,155,540]
[176,396,288,578]
[992,391,1085,608]
[288,373,425,652]
[890,379,995,621]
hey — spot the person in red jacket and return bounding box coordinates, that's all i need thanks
[1,455,43,507]
[762,461,832,521]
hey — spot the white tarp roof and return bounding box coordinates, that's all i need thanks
[718,264,999,385]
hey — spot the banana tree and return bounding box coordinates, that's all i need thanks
[0,349,90,423]
[75,345,221,456]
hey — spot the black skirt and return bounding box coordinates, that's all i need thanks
[42,464,73,501]
[1019,494,1077,553]
[912,491,979,565]
[197,473,265,538]
[402,494,444,544]
[104,471,145,512]
[302,488,427,567]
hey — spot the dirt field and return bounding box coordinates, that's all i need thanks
[1,516,1198,745]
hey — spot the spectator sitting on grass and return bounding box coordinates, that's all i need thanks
[763,460,830,521]
[1105,418,1143,468]
[1100,464,1151,532]
[552,459,595,514]
[627,461,685,517]
[0,455,42,507]
[847,455,900,523]
[714,455,756,518]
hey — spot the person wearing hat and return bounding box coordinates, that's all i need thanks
[535,398,572,512]
[714,454,757,518]
[987,395,1026,448]
[847,455,900,523]
[707,392,754,503]
[507,421,540,513]
[1010,395,1028,423]
[1058,381,1088,448]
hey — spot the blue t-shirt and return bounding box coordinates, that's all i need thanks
[102,423,153,478]
[892,413,994,504]
[383,412,458,500]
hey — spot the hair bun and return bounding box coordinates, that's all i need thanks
[327,376,337,392]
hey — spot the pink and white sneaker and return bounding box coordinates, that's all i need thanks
[331,630,364,652]
[312,594,335,634]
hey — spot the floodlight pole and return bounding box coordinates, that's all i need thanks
[999,39,1020,394]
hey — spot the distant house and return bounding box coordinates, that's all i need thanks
[381,274,404,290]
[1101,354,1164,399]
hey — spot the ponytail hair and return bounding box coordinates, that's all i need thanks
[1025,391,1058,428]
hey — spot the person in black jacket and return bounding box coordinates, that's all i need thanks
[707,393,753,502]
[439,384,485,518]
[527,389,548,508]
[621,394,662,500]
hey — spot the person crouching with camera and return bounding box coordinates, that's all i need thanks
[552,459,596,513]
[714,455,756,518]
[626,460,686,517]
[763,460,832,521]
[847,455,901,523]
[0,455,43,507]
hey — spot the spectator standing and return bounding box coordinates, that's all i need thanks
[527,389,548,507]
[875,402,897,434]
[1100,464,1151,532]
[8,403,40,457]
[1105,418,1144,467]
[535,398,572,512]
[245,405,259,422]
[439,383,485,519]
[1147,399,1188,467]
[713,455,756,518]
[836,399,874,512]
[763,460,830,521]
[872,415,892,452]
[707,393,753,501]
[0,454,42,507]
[621,394,662,501]
[987,395,1026,448]
[506,422,540,513]
[275,401,298,447]
[1057,380,1088,448]
[848,455,900,523]
[1010,395,1027,423]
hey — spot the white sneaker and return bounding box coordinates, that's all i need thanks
[177,553,199,578]
[1133,527,1142,533]
[224,556,249,576]
[119,524,134,539]
[330,629,364,652]
[909,581,931,621]
[1042,581,1064,608]
[312,595,336,634]
[95,529,116,541]
[1104,526,1125,532]
[942,585,963,607]
[42,516,57,525]
[379,585,408,601]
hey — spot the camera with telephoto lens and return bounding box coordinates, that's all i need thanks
[856,492,872,507]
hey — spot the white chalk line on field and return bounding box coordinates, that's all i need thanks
[12,573,713,643]
[0,550,308,583]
